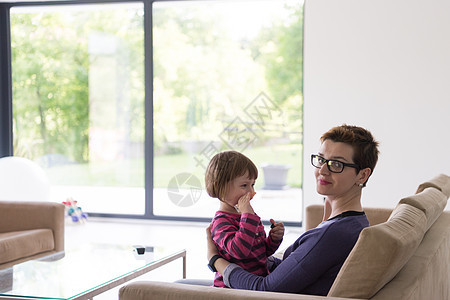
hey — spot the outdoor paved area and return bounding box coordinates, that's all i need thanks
[51,186,303,224]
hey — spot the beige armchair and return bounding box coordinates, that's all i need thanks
[0,200,65,269]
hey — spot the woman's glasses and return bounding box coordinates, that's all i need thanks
[311,154,360,173]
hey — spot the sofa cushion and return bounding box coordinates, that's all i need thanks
[416,173,450,197]
[327,204,427,299]
[0,229,54,264]
[398,187,447,231]
[371,211,450,300]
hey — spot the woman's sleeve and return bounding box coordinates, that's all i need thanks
[223,247,318,293]
[223,224,351,293]
[266,255,282,272]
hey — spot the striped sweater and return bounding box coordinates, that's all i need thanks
[210,210,282,288]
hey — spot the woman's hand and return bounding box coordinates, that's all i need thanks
[269,219,285,242]
[206,223,231,275]
[235,192,256,214]
[206,223,219,260]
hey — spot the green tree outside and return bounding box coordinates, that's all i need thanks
[11,2,303,188]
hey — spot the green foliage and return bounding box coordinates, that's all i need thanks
[11,7,144,163]
[11,2,304,188]
[152,2,303,153]
[153,4,267,150]
[12,12,89,162]
[252,3,303,106]
[46,143,302,188]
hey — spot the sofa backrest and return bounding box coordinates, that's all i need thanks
[371,210,450,300]
[416,173,450,197]
[328,174,450,299]
[327,203,427,299]
[398,187,447,231]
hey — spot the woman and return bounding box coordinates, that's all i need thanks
[206,124,380,296]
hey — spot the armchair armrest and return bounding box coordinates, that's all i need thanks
[305,204,393,230]
[305,205,325,230]
[0,201,65,251]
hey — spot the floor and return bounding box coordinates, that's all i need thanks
[65,217,304,299]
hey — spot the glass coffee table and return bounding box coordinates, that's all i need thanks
[0,243,186,299]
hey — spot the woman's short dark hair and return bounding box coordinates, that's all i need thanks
[321,124,380,186]
[205,150,258,200]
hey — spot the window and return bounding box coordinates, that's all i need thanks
[8,0,303,224]
[11,3,145,215]
[152,0,303,223]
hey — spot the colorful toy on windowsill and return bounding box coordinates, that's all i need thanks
[62,197,88,224]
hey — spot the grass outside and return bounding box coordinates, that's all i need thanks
[45,143,303,189]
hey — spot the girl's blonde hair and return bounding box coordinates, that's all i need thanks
[205,150,258,201]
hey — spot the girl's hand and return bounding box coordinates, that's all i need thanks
[235,192,256,214]
[269,218,285,242]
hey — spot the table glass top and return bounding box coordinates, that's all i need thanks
[0,243,183,299]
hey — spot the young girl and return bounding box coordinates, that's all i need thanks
[205,150,285,288]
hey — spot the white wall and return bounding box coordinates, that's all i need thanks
[303,0,450,218]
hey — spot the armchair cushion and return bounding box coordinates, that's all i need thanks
[328,204,427,299]
[0,229,54,264]
[0,201,64,252]
[0,200,64,269]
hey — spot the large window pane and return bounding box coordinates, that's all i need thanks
[153,0,303,223]
[11,3,145,215]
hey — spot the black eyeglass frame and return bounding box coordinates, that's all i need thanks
[311,154,361,173]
